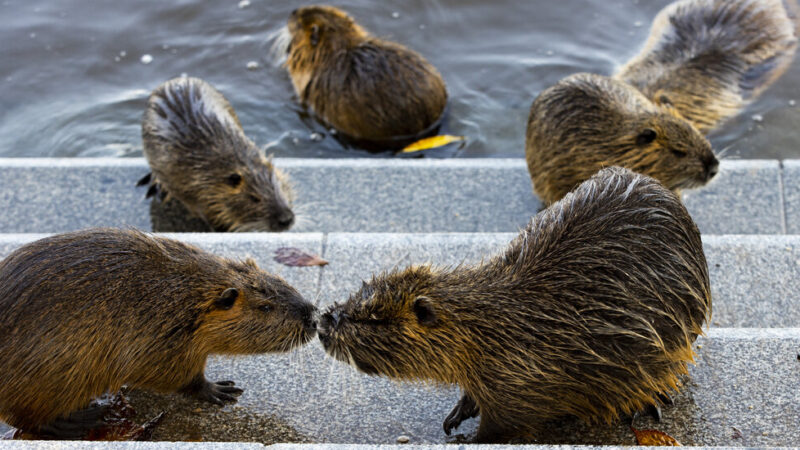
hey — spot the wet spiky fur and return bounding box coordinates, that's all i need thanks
[141,77,295,232]
[320,167,712,443]
[525,73,718,205]
[0,228,315,432]
[616,0,799,133]
[283,5,447,145]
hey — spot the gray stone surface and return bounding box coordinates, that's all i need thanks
[2,330,797,445]
[0,158,792,234]
[704,236,800,327]
[682,160,783,234]
[784,160,800,234]
[0,159,151,233]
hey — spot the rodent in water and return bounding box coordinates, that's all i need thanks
[281,5,448,150]
[616,0,799,133]
[525,72,719,205]
[140,77,295,232]
[318,167,712,443]
[0,228,316,437]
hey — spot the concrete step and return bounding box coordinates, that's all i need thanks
[0,158,792,234]
[1,233,796,328]
[1,328,797,446]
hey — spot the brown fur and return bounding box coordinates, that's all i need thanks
[284,5,448,147]
[318,167,711,443]
[0,228,316,433]
[141,77,295,232]
[616,0,799,133]
[525,73,719,205]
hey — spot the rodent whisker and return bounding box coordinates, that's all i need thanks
[267,26,291,67]
[715,145,733,160]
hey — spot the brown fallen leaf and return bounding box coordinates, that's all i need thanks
[274,247,329,267]
[631,426,682,446]
[400,135,465,153]
[87,411,166,441]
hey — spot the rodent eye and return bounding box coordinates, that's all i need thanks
[309,24,320,46]
[259,304,273,313]
[226,173,242,187]
[636,128,658,146]
[249,194,261,204]
[671,148,688,157]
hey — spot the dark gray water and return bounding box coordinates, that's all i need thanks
[1,0,798,159]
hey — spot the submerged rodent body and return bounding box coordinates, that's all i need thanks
[141,77,295,232]
[284,5,448,150]
[526,73,718,205]
[0,228,316,435]
[318,167,712,443]
[617,0,799,133]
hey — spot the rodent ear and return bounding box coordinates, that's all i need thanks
[636,128,657,146]
[413,296,437,327]
[226,173,243,187]
[244,257,259,269]
[310,24,320,46]
[216,288,239,310]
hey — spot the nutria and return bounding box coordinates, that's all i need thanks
[140,77,295,232]
[525,73,719,205]
[616,0,799,133]
[318,167,712,443]
[0,228,316,438]
[281,5,448,150]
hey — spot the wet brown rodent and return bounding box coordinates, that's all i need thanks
[616,0,799,133]
[140,77,295,232]
[283,5,448,150]
[318,167,711,443]
[0,228,316,437]
[525,73,719,205]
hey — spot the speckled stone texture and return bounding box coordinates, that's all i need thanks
[1,330,797,446]
[784,160,800,234]
[0,158,793,234]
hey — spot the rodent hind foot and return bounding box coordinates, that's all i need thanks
[443,393,479,435]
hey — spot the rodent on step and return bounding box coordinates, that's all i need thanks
[526,73,718,205]
[0,228,316,438]
[318,167,712,443]
[140,77,296,232]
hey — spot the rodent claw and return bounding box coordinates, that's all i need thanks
[658,392,674,406]
[443,394,479,435]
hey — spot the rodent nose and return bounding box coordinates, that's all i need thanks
[291,300,316,327]
[705,156,720,180]
[291,8,298,17]
[275,210,295,230]
[319,310,346,335]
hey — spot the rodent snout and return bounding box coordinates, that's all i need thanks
[318,310,347,337]
[273,210,295,231]
[704,155,720,181]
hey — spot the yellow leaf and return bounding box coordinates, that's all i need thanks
[400,135,465,153]
[632,427,682,446]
